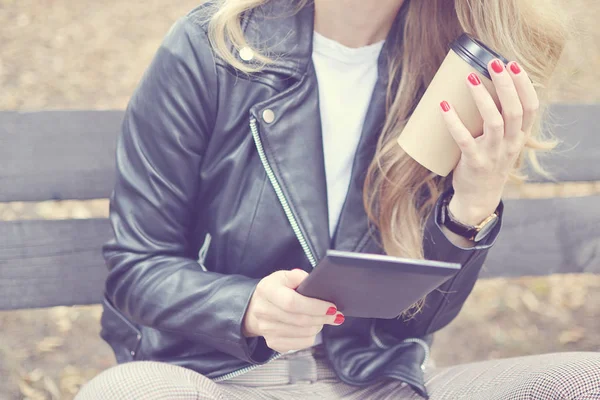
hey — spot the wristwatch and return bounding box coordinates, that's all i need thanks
[438,192,500,243]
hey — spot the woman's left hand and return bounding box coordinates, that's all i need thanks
[440,59,539,225]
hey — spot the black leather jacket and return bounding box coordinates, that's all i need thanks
[101,1,502,397]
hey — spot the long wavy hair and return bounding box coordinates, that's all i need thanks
[206,0,570,263]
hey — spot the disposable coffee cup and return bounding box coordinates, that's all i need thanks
[397,34,509,176]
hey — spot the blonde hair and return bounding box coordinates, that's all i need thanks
[207,0,570,308]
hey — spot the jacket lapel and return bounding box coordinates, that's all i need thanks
[250,66,330,264]
[330,75,386,253]
[244,1,330,264]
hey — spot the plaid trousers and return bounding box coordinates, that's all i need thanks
[76,347,600,399]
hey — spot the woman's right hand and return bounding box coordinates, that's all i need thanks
[242,269,345,353]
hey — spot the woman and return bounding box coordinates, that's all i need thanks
[78,0,600,399]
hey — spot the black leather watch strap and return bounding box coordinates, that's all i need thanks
[438,191,500,242]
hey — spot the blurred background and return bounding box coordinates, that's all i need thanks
[1,0,599,399]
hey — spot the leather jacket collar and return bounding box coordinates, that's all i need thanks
[240,0,409,82]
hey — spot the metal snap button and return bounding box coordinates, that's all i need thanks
[130,350,136,356]
[239,46,254,61]
[262,109,275,124]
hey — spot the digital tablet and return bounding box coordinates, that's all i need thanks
[296,250,461,319]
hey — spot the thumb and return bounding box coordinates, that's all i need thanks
[281,269,309,290]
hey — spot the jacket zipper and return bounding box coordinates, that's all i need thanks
[248,116,318,268]
[196,233,212,272]
[213,117,320,382]
[213,352,282,382]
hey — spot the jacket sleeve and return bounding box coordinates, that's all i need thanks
[102,17,273,364]
[377,189,503,338]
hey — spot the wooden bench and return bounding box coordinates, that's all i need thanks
[0,104,599,311]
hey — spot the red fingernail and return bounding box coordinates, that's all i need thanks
[468,73,481,86]
[440,101,451,112]
[510,62,521,75]
[326,307,337,316]
[491,59,504,74]
[334,314,345,324]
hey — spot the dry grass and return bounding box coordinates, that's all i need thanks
[0,0,599,399]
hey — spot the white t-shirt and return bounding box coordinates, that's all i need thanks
[312,31,384,238]
[310,31,384,346]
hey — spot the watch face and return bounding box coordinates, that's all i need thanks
[474,215,499,242]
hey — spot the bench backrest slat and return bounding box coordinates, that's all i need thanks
[0,219,110,310]
[482,196,600,278]
[527,104,600,182]
[0,110,123,202]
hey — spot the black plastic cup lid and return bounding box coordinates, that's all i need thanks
[450,33,509,80]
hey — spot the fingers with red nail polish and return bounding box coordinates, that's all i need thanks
[439,56,538,230]
[491,59,504,74]
[468,73,481,86]
[243,269,341,354]
[440,101,451,112]
[509,62,521,75]
[505,61,538,132]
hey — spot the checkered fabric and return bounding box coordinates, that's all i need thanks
[75,348,600,399]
